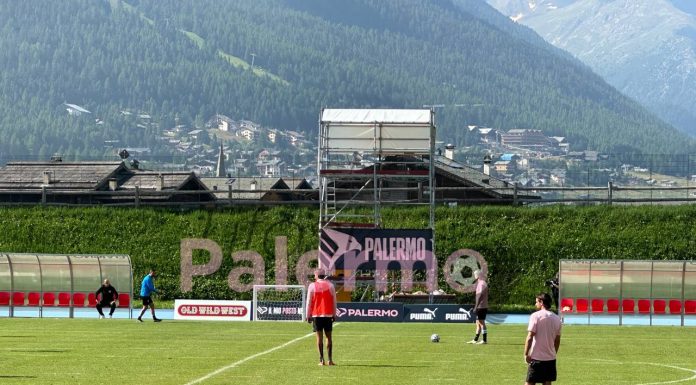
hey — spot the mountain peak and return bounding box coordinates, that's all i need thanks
[488,0,696,136]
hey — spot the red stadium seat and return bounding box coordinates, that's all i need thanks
[12,292,25,306]
[72,293,86,307]
[43,292,56,306]
[607,299,620,313]
[0,291,10,306]
[638,299,651,314]
[28,292,41,306]
[560,298,574,312]
[576,298,589,313]
[58,292,71,307]
[117,293,130,308]
[685,300,696,314]
[622,299,635,313]
[653,299,666,314]
[88,293,98,306]
[669,300,682,314]
[591,298,604,313]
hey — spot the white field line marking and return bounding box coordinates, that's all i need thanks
[183,330,316,385]
[634,362,696,385]
[591,359,696,385]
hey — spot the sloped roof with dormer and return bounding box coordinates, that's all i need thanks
[434,157,509,191]
[0,161,215,203]
[119,171,200,191]
[117,171,214,201]
[433,156,539,200]
[200,177,286,200]
[282,177,313,190]
[0,161,125,190]
[199,176,319,201]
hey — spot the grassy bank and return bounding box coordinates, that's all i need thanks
[1,205,695,307]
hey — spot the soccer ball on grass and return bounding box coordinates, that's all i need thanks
[430,333,440,343]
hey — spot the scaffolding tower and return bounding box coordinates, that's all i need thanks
[318,108,436,232]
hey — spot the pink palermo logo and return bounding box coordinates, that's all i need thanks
[346,308,400,317]
[319,228,362,270]
[180,237,488,294]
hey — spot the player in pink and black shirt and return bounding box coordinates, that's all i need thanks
[524,292,562,385]
[466,269,489,344]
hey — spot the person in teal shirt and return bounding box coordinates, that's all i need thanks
[137,269,162,322]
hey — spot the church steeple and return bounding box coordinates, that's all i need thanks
[216,142,226,177]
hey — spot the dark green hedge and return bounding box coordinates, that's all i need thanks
[1,205,695,307]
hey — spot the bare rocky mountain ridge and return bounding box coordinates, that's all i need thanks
[487,0,696,136]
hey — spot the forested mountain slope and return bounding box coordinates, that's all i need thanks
[0,0,693,163]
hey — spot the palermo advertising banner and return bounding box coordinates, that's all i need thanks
[319,228,434,272]
[335,302,404,322]
[174,299,252,321]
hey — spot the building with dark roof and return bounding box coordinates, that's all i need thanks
[0,160,214,204]
[0,153,535,206]
[326,155,540,205]
[200,177,315,202]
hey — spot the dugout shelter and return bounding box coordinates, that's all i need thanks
[559,260,696,326]
[0,253,132,318]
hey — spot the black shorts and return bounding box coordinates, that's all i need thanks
[526,359,557,383]
[476,308,488,321]
[141,296,153,307]
[312,317,333,333]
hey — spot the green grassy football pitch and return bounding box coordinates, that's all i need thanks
[0,318,695,385]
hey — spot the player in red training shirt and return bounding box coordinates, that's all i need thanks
[306,269,337,366]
